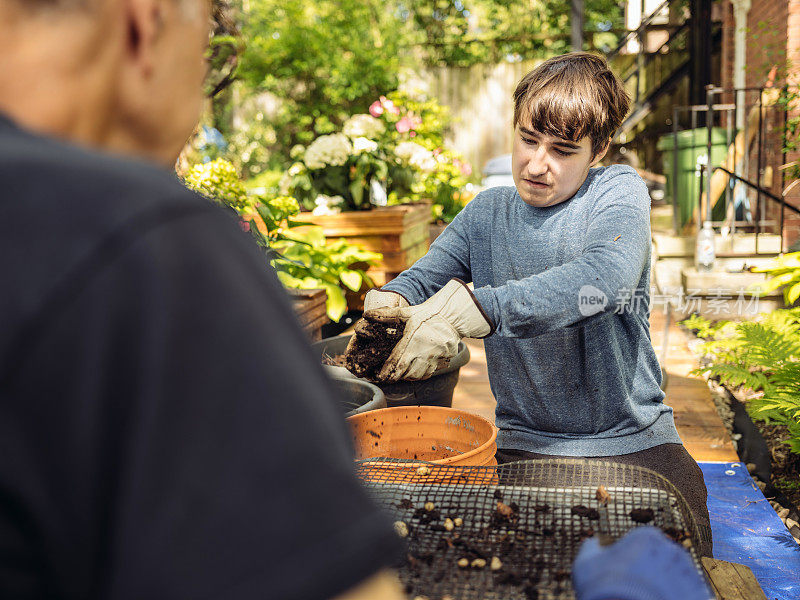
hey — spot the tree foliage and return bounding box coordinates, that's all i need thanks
[404,0,622,67]
[233,0,623,157]
[237,0,402,151]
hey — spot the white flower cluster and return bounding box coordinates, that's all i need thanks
[352,136,379,154]
[395,141,436,173]
[342,114,385,139]
[312,194,344,216]
[288,162,305,176]
[304,133,352,169]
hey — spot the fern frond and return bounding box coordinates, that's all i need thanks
[736,322,800,368]
[787,421,800,454]
[704,363,771,392]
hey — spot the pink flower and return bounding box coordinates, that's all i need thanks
[395,116,414,133]
[369,100,384,117]
[381,96,400,115]
[409,131,417,137]
[239,220,251,233]
[460,163,473,176]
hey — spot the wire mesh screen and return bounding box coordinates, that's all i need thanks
[355,458,703,600]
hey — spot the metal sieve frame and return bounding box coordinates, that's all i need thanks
[356,458,706,600]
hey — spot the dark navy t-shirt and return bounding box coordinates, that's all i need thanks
[0,114,399,599]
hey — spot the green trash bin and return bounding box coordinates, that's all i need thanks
[657,128,729,228]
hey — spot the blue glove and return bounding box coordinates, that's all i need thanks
[572,526,713,600]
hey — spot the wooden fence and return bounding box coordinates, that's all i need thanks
[417,59,541,178]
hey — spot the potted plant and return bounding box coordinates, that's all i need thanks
[313,334,471,409]
[280,92,474,292]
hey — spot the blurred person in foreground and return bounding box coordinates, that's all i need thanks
[0,1,404,598]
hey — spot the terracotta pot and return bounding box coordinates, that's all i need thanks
[347,406,497,466]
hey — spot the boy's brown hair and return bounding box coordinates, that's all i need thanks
[513,52,630,157]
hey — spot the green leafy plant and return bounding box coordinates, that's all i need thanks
[373,91,475,220]
[184,159,381,321]
[280,112,424,212]
[750,252,800,306]
[271,228,381,321]
[687,309,800,454]
[184,158,251,210]
[679,314,730,340]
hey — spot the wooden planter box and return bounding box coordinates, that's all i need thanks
[296,203,432,289]
[287,288,328,341]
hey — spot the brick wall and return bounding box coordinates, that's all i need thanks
[720,2,735,105]
[785,0,800,250]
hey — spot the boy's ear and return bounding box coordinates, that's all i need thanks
[590,141,611,166]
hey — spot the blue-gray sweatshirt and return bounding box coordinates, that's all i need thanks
[383,165,682,456]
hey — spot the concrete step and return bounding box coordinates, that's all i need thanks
[650,204,675,233]
[653,256,782,294]
[652,231,782,258]
[681,267,779,295]
[668,267,786,319]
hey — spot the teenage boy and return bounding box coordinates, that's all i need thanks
[366,52,712,556]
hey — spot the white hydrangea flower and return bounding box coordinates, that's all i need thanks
[342,114,385,139]
[312,194,344,216]
[394,141,427,161]
[410,152,437,173]
[395,141,436,172]
[288,162,305,176]
[352,137,378,154]
[304,133,352,169]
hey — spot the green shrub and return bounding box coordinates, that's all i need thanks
[185,159,381,321]
[686,309,800,454]
[751,252,800,306]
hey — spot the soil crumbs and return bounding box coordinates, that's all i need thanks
[759,421,800,510]
[342,317,405,380]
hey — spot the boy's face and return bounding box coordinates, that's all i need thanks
[511,125,608,208]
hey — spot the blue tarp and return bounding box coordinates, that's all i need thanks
[700,461,800,600]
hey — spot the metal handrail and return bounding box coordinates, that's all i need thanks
[712,166,800,216]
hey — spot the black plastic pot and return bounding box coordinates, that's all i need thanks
[330,375,386,417]
[314,334,471,408]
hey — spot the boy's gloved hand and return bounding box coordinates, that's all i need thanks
[363,289,409,312]
[365,279,493,382]
[572,526,714,600]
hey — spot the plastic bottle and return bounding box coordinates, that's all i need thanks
[695,221,715,271]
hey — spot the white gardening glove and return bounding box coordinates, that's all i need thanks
[365,279,493,382]
[362,289,410,312]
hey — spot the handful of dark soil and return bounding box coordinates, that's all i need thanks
[344,317,405,380]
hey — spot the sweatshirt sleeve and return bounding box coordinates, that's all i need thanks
[472,171,651,338]
[381,197,475,304]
